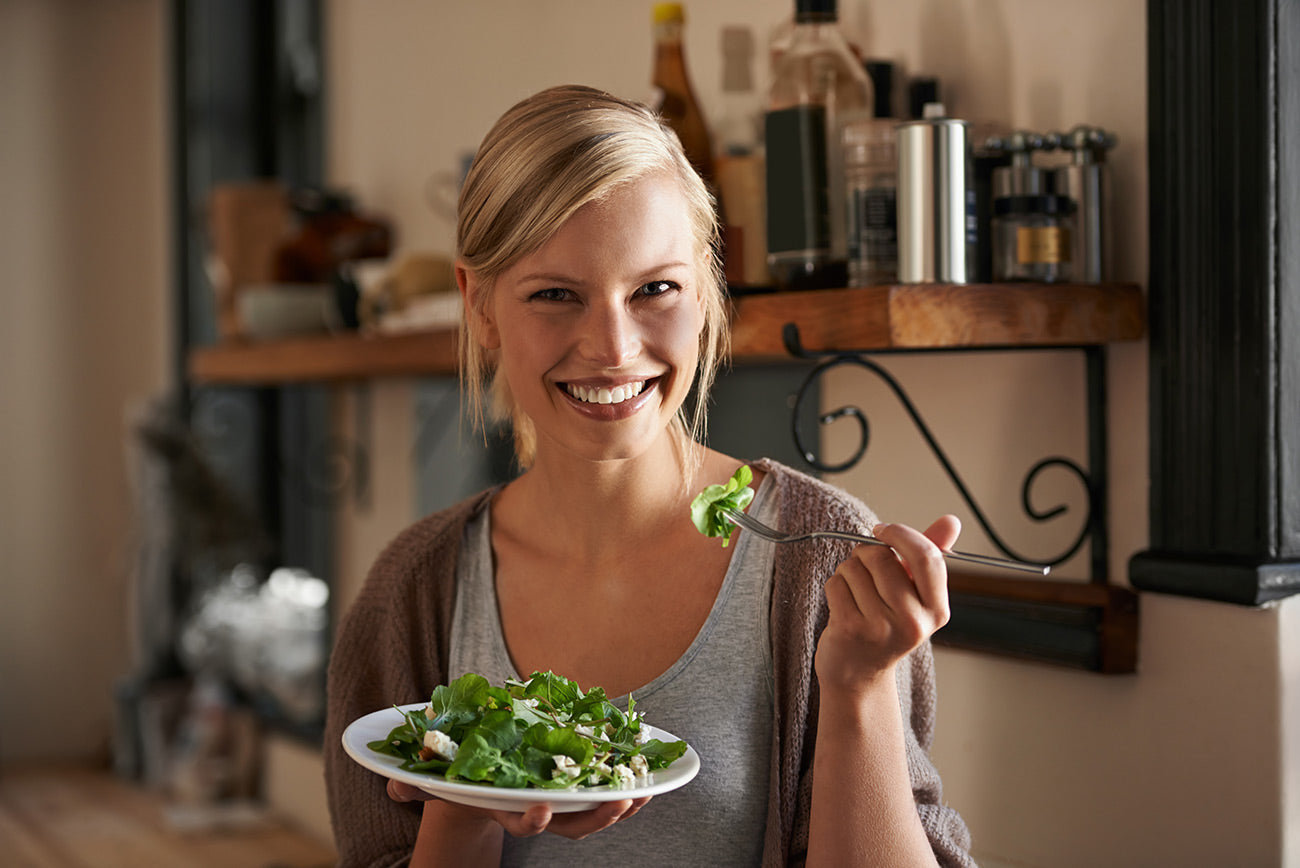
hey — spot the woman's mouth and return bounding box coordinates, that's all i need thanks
[564,380,647,406]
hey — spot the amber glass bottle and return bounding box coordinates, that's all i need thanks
[652,3,716,187]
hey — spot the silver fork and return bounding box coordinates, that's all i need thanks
[720,508,1050,575]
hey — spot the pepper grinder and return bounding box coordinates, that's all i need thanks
[1054,125,1117,283]
[985,130,1057,197]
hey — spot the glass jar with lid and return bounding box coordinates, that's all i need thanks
[991,193,1075,282]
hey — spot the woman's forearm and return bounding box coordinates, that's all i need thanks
[410,801,504,868]
[804,676,938,868]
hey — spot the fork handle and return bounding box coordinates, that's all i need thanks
[810,531,1050,575]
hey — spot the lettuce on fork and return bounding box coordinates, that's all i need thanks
[689,464,754,547]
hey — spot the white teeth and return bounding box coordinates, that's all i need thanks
[567,381,645,405]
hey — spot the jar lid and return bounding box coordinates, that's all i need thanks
[993,194,1076,216]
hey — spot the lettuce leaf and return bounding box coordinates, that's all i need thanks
[689,464,754,547]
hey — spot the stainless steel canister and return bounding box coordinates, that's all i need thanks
[896,106,975,283]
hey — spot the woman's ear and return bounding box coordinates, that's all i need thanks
[457,263,500,349]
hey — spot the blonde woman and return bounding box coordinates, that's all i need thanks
[324,85,973,868]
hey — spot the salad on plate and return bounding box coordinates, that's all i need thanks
[366,671,689,791]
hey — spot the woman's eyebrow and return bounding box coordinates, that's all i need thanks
[517,261,693,286]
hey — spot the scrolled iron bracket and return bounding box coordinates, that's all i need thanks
[782,323,1099,570]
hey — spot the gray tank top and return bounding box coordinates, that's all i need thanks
[448,475,778,867]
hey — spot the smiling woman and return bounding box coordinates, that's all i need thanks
[322,85,975,868]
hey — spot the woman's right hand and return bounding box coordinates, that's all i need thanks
[388,779,651,841]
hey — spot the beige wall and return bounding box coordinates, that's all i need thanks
[1,0,169,763]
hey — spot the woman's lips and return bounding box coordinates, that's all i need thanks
[559,378,659,418]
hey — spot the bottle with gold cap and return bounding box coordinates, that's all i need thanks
[651,2,716,188]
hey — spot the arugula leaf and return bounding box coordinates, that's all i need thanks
[522,723,595,766]
[426,672,493,732]
[690,464,755,547]
[445,732,502,782]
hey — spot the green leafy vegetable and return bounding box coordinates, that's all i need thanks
[367,671,688,790]
[690,464,755,546]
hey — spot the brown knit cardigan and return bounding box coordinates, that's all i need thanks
[323,458,974,867]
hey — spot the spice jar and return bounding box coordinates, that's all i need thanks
[991,194,1075,282]
[842,115,898,286]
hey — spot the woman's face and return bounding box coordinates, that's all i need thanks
[466,172,707,466]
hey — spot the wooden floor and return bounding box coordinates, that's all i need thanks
[0,766,336,868]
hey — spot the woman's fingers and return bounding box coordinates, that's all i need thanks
[387,779,435,802]
[824,518,959,646]
[398,790,652,841]
[923,514,962,552]
[872,521,949,619]
[497,797,650,839]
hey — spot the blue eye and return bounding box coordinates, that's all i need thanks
[639,280,679,297]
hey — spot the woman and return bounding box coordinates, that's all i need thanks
[323,85,973,868]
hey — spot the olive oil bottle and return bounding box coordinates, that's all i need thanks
[764,0,871,289]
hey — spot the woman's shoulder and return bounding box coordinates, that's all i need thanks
[751,457,877,530]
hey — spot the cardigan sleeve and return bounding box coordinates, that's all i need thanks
[897,642,977,868]
[322,497,480,868]
[323,585,426,868]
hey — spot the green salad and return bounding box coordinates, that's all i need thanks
[367,671,687,790]
[689,464,755,547]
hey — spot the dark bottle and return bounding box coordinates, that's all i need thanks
[764,0,872,290]
[652,3,715,187]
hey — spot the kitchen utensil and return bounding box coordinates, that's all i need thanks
[721,507,1049,575]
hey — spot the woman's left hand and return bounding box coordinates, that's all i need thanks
[815,516,960,693]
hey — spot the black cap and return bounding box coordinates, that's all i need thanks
[795,0,838,22]
[907,77,939,119]
[864,60,895,118]
[993,194,1076,216]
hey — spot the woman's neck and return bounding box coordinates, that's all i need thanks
[498,434,707,561]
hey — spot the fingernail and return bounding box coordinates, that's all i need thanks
[873,522,892,536]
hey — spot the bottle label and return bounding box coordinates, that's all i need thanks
[847,185,897,276]
[764,105,829,257]
[1016,226,1071,264]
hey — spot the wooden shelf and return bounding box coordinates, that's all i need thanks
[189,327,460,385]
[187,283,1144,385]
[728,282,1145,359]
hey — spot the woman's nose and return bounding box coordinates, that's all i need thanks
[580,301,640,367]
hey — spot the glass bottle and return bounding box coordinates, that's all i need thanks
[714,25,770,287]
[652,3,715,188]
[764,0,872,290]
[843,117,897,285]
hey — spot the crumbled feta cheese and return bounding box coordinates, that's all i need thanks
[634,726,650,746]
[552,754,581,780]
[422,729,459,761]
[612,764,636,787]
[629,754,650,780]
[574,724,595,738]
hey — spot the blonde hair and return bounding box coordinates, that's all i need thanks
[457,85,729,469]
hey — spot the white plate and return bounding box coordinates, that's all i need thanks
[342,703,701,813]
